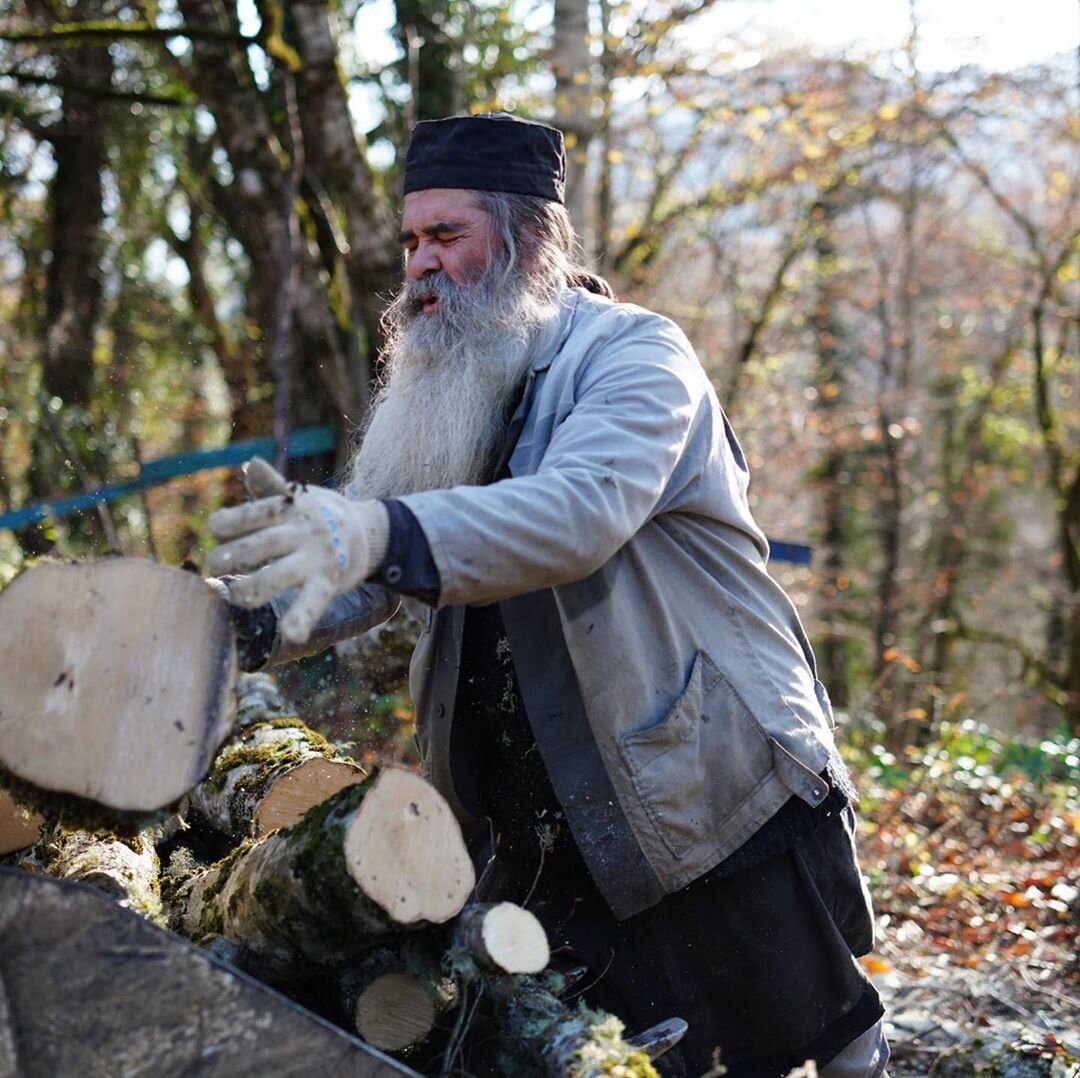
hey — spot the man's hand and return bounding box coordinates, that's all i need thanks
[206,457,389,644]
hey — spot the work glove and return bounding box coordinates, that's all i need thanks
[206,457,389,645]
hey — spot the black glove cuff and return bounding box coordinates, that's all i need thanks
[227,601,277,672]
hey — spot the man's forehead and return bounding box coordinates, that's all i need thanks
[401,188,488,231]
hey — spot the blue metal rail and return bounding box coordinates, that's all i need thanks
[0,424,813,565]
[0,426,335,533]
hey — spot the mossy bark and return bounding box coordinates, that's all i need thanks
[187,713,364,840]
[176,770,474,977]
[486,974,660,1078]
[23,824,163,924]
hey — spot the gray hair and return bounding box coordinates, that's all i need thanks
[471,190,616,302]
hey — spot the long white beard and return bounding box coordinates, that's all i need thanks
[346,264,559,499]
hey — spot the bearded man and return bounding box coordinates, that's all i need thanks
[207,114,889,1078]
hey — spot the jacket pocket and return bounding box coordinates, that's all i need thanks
[618,650,774,860]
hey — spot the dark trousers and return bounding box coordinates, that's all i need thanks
[526,807,883,1077]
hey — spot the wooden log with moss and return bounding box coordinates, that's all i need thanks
[485,974,660,1078]
[19,824,163,924]
[187,673,366,840]
[176,768,475,976]
[0,786,44,855]
[452,902,549,974]
[0,558,237,811]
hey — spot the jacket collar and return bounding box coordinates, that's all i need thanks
[494,287,581,476]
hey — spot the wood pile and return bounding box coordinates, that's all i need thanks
[0,561,668,1077]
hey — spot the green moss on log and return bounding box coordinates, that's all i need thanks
[0,765,168,837]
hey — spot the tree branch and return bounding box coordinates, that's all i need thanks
[1,69,194,107]
[0,20,258,47]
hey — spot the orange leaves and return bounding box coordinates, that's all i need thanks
[882,646,922,673]
[859,756,1080,975]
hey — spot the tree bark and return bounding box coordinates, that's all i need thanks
[812,193,852,707]
[553,0,594,236]
[22,825,163,923]
[486,973,659,1078]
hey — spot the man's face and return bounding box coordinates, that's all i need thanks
[399,188,495,309]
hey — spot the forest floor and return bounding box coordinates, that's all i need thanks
[848,726,1080,1075]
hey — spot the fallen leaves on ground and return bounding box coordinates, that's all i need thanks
[846,723,1079,1074]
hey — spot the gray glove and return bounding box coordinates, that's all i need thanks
[206,457,389,645]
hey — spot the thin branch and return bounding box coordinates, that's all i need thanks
[952,617,1066,706]
[724,216,809,403]
[0,20,258,46]
[1,69,194,107]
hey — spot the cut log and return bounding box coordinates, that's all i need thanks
[0,558,237,811]
[177,768,475,975]
[487,975,659,1078]
[453,902,549,974]
[340,946,457,1053]
[355,973,435,1053]
[0,788,43,856]
[22,825,163,923]
[188,674,365,839]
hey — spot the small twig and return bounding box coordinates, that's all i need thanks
[439,980,484,1078]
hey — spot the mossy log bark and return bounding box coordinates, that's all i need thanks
[0,558,236,811]
[0,787,43,855]
[452,902,549,974]
[177,768,475,976]
[21,825,162,923]
[487,974,659,1078]
[188,674,365,840]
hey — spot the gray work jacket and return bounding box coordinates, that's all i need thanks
[273,287,837,920]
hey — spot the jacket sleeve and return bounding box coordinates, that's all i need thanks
[396,308,708,606]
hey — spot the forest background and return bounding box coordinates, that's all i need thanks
[0,0,1078,1071]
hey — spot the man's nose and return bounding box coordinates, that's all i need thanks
[406,244,440,281]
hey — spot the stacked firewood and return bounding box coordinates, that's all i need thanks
[0,560,667,1077]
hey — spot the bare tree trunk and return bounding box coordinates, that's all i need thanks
[811,194,851,707]
[19,0,114,556]
[553,0,594,238]
[177,0,369,478]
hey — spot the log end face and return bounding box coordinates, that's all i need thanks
[343,768,475,925]
[482,902,550,974]
[0,560,237,811]
[354,972,435,1052]
[254,757,365,836]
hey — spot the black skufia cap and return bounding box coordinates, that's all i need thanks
[404,113,566,203]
